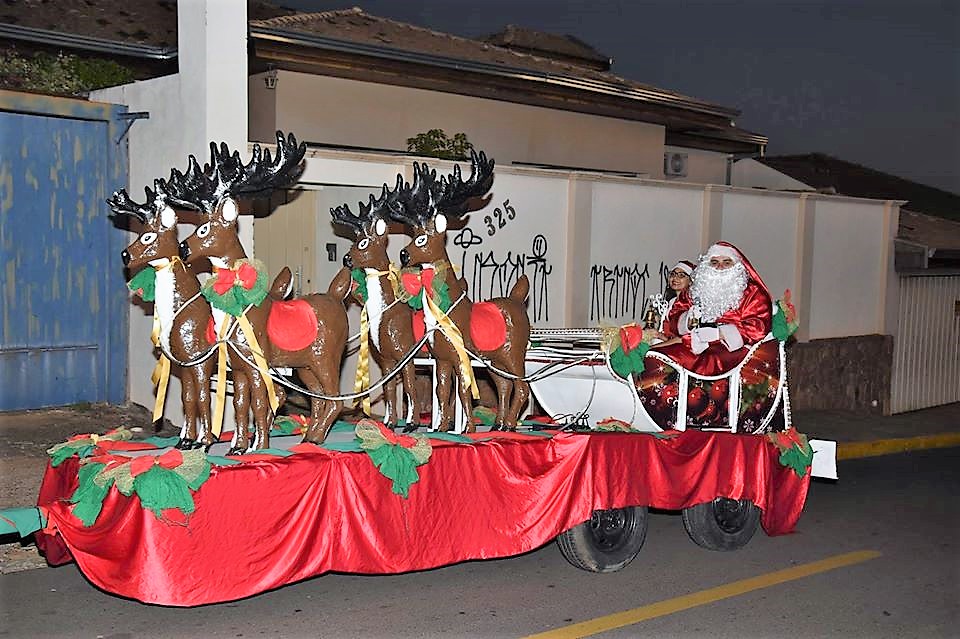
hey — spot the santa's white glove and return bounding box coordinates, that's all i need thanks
[717,324,744,351]
[689,326,720,354]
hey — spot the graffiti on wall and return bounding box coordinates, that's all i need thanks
[589,260,671,322]
[451,199,553,323]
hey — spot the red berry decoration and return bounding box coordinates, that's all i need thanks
[698,399,719,424]
[709,379,729,402]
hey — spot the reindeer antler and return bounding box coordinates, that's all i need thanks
[228,131,306,197]
[389,151,494,228]
[106,184,164,223]
[330,202,363,235]
[158,131,306,214]
[332,174,405,234]
[435,150,495,218]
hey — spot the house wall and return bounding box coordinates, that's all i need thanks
[731,158,814,191]
[253,147,897,412]
[664,145,729,185]
[249,71,666,178]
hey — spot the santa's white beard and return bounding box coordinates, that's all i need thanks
[690,262,748,322]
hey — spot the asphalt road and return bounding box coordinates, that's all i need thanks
[1,448,957,639]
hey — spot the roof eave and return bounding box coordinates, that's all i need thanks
[249,25,741,121]
[0,23,177,60]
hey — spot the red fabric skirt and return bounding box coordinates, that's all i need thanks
[35,430,809,606]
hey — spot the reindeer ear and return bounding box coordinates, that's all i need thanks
[221,197,239,222]
[374,218,387,236]
[435,214,448,234]
[160,205,177,229]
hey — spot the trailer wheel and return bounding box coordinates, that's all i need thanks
[682,498,760,551]
[556,506,648,573]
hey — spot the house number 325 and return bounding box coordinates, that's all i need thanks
[484,199,517,236]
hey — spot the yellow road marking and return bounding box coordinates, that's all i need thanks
[522,550,882,639]
[838,433,960,460]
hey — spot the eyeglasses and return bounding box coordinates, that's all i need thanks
[668,271,690,278]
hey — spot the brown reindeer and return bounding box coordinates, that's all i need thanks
[390,152,531,431]
[173,132,352,451]
[107,184,217,449]
[331,178,421,431]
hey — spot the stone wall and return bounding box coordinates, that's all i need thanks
[787,335,893,415]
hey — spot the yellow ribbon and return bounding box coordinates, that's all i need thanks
[424,292,479,400]
[211,318,231,438]
[354,305,372,416]
[236,312,280,413]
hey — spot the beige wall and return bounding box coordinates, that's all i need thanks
[663,145,730,185]
[731,158,814,191]
[249,71,667,178]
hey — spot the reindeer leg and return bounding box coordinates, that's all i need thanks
[177,370,199,449]
[247,369,273,451]
[489,369,512,432]
[400,361,420,433]
[229,369,251,455]
[303,366,342,444]
[196,358,216,449]
[507,375,531,432]
[382,358,401,430]
[435,361,454,432]
[297,368,323,443]
[456,369,476,434]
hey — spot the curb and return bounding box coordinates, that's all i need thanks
[837,432,960,461]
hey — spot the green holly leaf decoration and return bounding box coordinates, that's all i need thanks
[127,267,157,302]
[767,428,814,477]
[608,342,651,380]
[350,268,368,304]
[772,299,799,341]
[69,462,112,527]
[202,259,269,316]
[132,465,198,519]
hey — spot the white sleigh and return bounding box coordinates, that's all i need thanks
[524,328,791,435]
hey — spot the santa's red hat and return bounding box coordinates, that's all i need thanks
[705,241,770,296]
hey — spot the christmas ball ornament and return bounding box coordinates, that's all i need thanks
[709,379,729,402]
[687,387,708,415]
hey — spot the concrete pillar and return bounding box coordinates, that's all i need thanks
[178,0,250,251]
[564,177,593,326]
[794,194,815,343]
[700,184,723,252]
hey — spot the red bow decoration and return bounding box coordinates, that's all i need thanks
[129,448,184,477]
[213,263,259,295]
[619,324,645,354]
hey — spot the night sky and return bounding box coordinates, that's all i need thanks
[281,0,959,195]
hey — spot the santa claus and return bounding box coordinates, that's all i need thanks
[655,242,772,375]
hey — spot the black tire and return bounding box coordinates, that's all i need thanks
[556,506,648,573]
[681,498,761,551]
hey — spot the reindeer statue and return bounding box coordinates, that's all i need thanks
[107,183,217,450]
[173,132,352,452]
[389,151,531,432]
[331,178,422,431]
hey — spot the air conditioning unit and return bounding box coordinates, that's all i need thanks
[664,152,688,177]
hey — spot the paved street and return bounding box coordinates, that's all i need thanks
[1,447,956,638]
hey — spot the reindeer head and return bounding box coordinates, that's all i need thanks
[108,182,182,269]
[389,150,494,267]
[174,131,306,269]
[331,175,405,271]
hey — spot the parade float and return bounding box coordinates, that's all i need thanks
[0,133,835,606]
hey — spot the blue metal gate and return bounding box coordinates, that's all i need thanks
[0,91,129,410]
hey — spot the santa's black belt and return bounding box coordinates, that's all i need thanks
[694,321,718,328]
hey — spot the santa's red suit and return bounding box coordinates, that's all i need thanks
[657,243,772,375]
